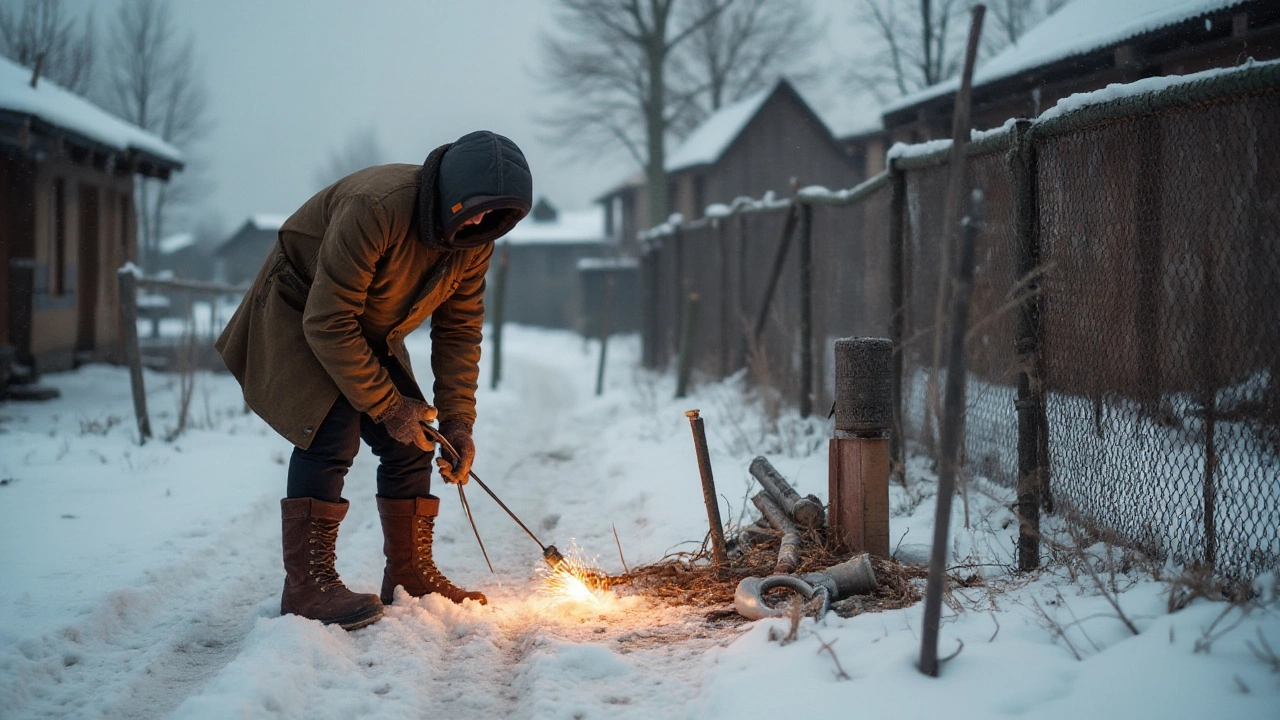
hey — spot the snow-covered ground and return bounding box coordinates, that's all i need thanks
[1,325,1277,719]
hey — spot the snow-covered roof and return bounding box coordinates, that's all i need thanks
[158,232,197,255]
[665,86,773,173]
[885,0,1247,115]
[248,213,288,231]
[504,206,606,245]
[0,55,182,167]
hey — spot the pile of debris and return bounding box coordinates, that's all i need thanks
[627,456,924,621]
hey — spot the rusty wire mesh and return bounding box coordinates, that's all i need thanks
[1034,86,1280,580]
[637,64,1279,581]
[899,144,1023,488]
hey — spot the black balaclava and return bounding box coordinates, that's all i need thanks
[417,130,532,251]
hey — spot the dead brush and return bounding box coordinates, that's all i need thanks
[623,527,927,621]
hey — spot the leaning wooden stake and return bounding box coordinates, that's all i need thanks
[489,242,510,390]
[925,3,986,452]
[920,189,985,678]
[117,266,151,443]
[752,491,800,574]
[686,410,728,565]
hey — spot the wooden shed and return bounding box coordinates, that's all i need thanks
[493,199,625,331]
[212,214,288,286]
[597,79,860,243]
[881,0,1280,141]
[0,56,182,378]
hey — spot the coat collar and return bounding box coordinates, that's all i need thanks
[416,142,452,252]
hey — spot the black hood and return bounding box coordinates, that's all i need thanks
[417,130,532,251]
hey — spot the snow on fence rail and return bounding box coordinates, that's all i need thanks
[635,59,1280,582]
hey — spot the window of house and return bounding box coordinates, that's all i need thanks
[52,178,67,296]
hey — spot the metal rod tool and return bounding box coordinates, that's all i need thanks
[422,423,567,572]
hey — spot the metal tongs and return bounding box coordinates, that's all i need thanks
[420,424,567,575]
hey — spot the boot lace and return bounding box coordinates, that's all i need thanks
[414,516,468,596]
[307,519,344,592]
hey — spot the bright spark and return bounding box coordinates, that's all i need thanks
[538,542,606,605]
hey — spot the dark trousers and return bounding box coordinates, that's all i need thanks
[287,373,433,503]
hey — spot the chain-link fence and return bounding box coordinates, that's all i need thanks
[636,61,1280,582]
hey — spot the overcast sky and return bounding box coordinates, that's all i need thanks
[73,0,870,237]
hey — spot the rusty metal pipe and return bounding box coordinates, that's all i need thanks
[749,456,825,530]
[753,491,800,574]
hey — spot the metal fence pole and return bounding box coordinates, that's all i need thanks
[594,273,616,397]
[737,212,749,369]
[798,201,814,418]
[717,218,732,378]
[673,226,686,362]
[640,247,658,369]
[675,292,700,399]
[1012,120,1043,571]
[889,163,907,482]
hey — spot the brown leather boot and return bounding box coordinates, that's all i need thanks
[377,496,487,605]
[280,498,384,630]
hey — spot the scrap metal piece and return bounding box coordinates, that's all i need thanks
[749,456,825,530]
[734,575,828,621]
[734,554,878,621]
[799,553,877,599]
[752,491,800,574]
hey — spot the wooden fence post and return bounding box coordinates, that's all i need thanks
[829,338,892,557]
[117,266,151,443]
[489,242,509,390]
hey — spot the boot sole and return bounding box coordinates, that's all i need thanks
[334,604,385,631]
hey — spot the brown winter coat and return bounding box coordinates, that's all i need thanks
[215,159,491,450]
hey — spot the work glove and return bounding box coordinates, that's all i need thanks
[375,394,438,453]
[435,419,475,485]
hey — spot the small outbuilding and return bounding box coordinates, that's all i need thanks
[0,56,182,379]
[212,214,287,286]
[597,79,860,241]
[492,199,630,332]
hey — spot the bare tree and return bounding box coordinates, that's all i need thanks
[313,125,386,190]
[848,0,968,102]
[986,0,1067,48]
[0,0,95,94]
[101,0,210,269]
[539,0,732,227]
[848,0,1067,103]
[673,0,819,130]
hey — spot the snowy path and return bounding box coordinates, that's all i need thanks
[1,329,741,719]
[3,326,1278,720]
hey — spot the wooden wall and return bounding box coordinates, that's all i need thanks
[5,155,133,371]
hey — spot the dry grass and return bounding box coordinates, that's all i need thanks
[615,529,928,623]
